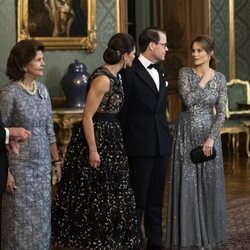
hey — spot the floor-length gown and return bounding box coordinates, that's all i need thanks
[52,67,140,249]
[167,67,227,249]
[0,82,56,250]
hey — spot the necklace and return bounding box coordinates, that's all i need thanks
[18,80,37,95]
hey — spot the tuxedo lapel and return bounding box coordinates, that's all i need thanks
[133,59,158,95]
[157,69,168,108]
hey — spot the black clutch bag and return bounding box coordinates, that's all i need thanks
[190,146,216,164]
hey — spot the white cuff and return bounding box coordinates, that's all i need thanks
[4,128,9,144]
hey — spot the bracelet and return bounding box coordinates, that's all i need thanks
[52,159,61,166]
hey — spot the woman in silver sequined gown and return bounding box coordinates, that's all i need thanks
[52,33,140,249]
[167,36,227,249]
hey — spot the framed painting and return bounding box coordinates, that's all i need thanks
[17,0,96,51]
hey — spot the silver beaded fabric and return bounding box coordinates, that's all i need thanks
[52,67,140,249]
[167,67,228,249]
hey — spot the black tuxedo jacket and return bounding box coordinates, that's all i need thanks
[119,57,172,157]
[0,115,8,196]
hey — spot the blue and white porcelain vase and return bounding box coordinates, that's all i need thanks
[61,59,90,108]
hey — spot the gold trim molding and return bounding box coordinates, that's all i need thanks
[17,0,96,51]
[116,0,127,32]
[229,0,235,79]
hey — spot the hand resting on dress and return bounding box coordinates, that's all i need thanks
[8,127,31,141]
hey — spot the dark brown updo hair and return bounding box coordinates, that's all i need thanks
[191,35,218,70]
[6,39,45,81]
[103,33,135,64]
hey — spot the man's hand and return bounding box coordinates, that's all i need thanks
[8,127,31,141]
[5,171,17,196]
[7,139,21,155]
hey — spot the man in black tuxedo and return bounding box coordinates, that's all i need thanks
[119,27,172,249]
[0,117,31,196]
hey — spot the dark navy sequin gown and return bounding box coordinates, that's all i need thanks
[52,67,140,249]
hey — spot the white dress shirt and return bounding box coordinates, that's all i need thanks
[138,54,160,91]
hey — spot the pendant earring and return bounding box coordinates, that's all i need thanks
[123,61,127,69]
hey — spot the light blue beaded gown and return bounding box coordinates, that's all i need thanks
[0,81,56,250]
[167,67,227,249]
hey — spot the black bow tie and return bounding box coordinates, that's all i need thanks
[147,63,159,69]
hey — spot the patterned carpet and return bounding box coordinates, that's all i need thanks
[158,196,250,250]
[221,195,250,249]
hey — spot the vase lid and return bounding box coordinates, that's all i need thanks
[68,59,88,73]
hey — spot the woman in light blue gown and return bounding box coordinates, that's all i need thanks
[0,39,61,250]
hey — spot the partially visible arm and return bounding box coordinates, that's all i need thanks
[49,142,62,181]
[178,67,205,108]
[49,143,60,162]
[8,127,31,140]
[43,85,62,181]
[0,87,15,195]
[209,74,227,140]
[82,75,110,169]
[203,74,227,156]
[199,68,215,88]
[6,128,32,155]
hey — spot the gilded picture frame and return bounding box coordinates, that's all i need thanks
[17,0,96,51]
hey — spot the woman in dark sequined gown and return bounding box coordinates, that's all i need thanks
[52,33,140,249]
[167,35,227,249]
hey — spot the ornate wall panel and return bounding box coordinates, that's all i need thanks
[234,0,250,80]
[210,0,229,79]
[98,0,117,51]
[158,0,209,122]
[0,0,118,96]
[0,0,16,84]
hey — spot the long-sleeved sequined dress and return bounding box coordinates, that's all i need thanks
[52,67,140,249]
[167,67,227,249]
[0,81,56,250]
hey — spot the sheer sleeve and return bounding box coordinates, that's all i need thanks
[209,73,227,140]
[178,67,204,108]
[40,84,57,144]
